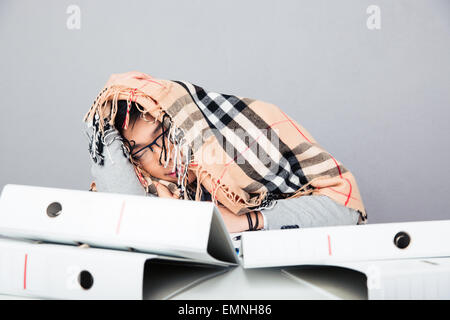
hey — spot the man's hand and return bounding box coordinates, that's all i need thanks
[153,182,180,199]
[216,205,264,233]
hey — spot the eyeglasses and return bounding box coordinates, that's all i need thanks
[131,131,165,160]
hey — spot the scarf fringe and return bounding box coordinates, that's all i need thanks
[192,164,268,213]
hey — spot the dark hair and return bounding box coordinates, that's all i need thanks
[113,100,142,137]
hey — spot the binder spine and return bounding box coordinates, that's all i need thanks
[0,238,150,299]
[242,220,450,268]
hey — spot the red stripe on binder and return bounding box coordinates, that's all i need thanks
[327,235,332,256]
[116,200,126,235]
[23,254,28,290]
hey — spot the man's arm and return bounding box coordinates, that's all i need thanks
[85,124,147,196]
[259,195,360,230]
[218,195,360,233]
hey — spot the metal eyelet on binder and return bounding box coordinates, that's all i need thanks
[394,231,411,249]
[46,202,62,218]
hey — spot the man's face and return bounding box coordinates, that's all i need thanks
[122,114,179,183]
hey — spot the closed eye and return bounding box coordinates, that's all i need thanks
[132,148,147,160]
[131,128,163,158]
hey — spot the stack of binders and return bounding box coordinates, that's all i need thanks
[1,184,449,300]
[241,216,450,299]
[0,184,239,299]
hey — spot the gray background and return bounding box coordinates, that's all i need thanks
[0,0,448,223]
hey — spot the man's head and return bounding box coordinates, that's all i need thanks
[113,100,179,182]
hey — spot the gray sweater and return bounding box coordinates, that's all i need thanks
[88,127,361,231]
[259,195,360,230]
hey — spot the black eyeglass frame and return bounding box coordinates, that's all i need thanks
[130,131,166,158]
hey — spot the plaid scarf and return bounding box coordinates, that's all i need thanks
[83,71,367,223]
